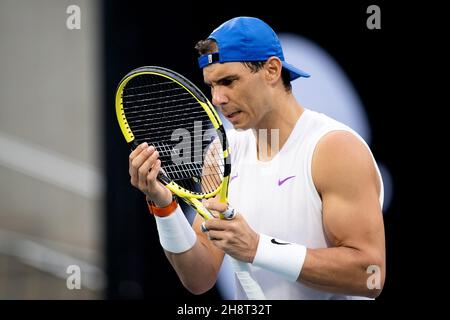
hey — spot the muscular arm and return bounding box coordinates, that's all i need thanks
[161,139,225,295]
[128,142,224,295]
[299,131,385,298]
[164,215,225,295]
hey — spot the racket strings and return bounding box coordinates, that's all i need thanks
[124,94,194,109]
[122,74,225,194]
[161,160,225,177]
[158,145,224,194]
[156,142,225,193]
[124,102,201,117]
[133,126,216,156]
[122,86,185,100]
[123,87,210,130]
[133,130,210,142]
[122,80,174,91]
[129,112,211,132]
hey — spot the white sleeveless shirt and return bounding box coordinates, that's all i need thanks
[226,108,384,300]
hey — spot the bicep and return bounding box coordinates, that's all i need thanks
[313,131,385,259]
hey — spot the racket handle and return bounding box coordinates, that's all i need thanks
[200,206,236,232]
[188,198,214,220]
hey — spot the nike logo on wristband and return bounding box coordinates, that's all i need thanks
[271,238,291,245]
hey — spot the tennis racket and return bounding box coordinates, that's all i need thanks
[115,66,265,300]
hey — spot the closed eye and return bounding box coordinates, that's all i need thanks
[205,75,239,89]
[219,78,234,86]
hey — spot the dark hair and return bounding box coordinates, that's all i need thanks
[195,39,292,92]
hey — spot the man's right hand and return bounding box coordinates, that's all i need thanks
[129,142,173,207]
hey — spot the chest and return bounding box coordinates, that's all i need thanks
[227,148,323,244]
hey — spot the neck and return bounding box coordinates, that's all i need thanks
[253,94,304,161]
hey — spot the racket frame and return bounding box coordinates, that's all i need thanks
[115,66,230,219]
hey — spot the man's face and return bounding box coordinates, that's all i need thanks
[203,62,270,130]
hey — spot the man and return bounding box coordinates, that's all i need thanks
[129,16,385,299]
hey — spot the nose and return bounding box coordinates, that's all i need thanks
[211,87,229,107]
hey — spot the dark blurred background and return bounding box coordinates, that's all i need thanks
[0,0,410,302]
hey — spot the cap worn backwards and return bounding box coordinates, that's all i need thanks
[198,16,310,81]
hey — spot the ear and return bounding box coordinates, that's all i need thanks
[264,57,283,85]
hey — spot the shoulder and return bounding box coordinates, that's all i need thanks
[312,130,380,196]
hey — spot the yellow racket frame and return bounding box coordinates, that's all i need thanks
[115,69,230,218]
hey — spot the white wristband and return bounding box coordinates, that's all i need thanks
[154,205,197,253]
[252,233,307,282]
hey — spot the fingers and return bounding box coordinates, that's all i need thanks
[129,142,156,187]
[129,142,148,162]
[146,159,161,184]
[204,216,228,232]
[137,148,160,190]
[129,142,148,175]
[129,142,149,186]
[203,199,236,220]
[203,198,228,212]
[207,230,223,241]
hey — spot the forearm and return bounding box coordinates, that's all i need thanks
[299,246,385,298]
[164,238,220,295]
[153,204,222,295]
[252,234,384,298]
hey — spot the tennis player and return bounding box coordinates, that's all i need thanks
[129,16,385,299]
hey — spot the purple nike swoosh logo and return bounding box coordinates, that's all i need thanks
[230,173,238,182]
[278,175,296,186]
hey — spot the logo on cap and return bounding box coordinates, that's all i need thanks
[197,17,310,80]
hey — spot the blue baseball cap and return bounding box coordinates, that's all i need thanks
[198,17,310,81]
